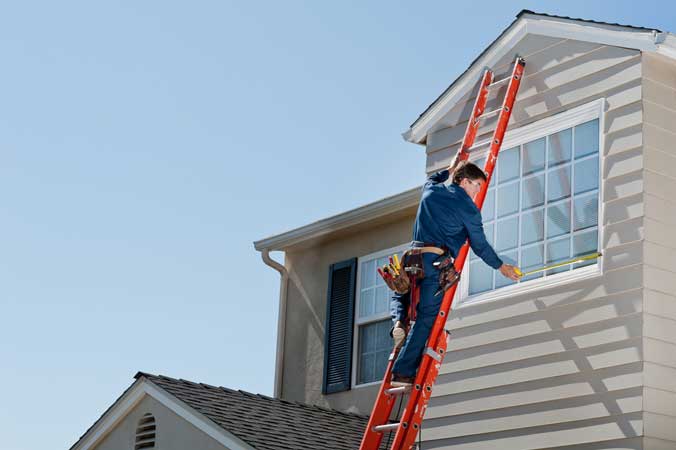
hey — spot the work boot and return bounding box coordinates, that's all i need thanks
[392,321,407,349]
[390,374,415,387]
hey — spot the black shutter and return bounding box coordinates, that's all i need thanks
[322,257,357,394]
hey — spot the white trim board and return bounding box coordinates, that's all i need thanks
[403,11,676,145]
[70,378,254,450]
[254,186,420,251]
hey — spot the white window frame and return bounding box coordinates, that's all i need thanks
[457,98,606,307]
[352,243,409,388]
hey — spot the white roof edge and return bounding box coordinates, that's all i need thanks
[71,378,254,450]
[254,186,420,251]
[403,13,676,145]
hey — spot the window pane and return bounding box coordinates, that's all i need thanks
[376,256,389,273]
[547,165,572,202]
[362,260,376,288]
[573,229,599,268]
[547,200,571,238]
[574,157,599,194]
[521,243,544,282]
[498,147,520,183]
[496,250,517,288]
[359,354,375,384]
[549,128,572,166]
[496,216,519,251]
[575,119,599,158]
[523,137,545,175]
[358,320,392,384]
[523,174,545,210]
[482,188,495,222]
[547,237,571,275]
[375,285,389,314]
[497,182,520,217]
[359,288,375,318]
[471,222,494,260]
[574,193,598,231]
[522,208,545,245]
[485,222,494,247]
[469,259,493,295]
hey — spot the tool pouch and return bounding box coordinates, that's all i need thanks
[402,248,425,282]
[433,252,460,297]
[379,264,411,294]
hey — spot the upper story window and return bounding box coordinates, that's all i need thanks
[134,413,156,450]
[353,244,407,386]
[462,100,602,303]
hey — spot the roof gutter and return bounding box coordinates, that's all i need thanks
[260,249,289,399]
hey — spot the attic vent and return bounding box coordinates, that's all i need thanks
[134,413,156,450]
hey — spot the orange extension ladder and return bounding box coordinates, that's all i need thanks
[359,56,526,450]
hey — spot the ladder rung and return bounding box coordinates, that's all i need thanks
[385,385,411,396]
[373,423,400,433]
[478,108,502,120]
[469,138,492,151]
[489,76,511,88]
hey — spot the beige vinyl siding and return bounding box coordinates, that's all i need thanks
[419,35,644,449]
[641,52,676,448]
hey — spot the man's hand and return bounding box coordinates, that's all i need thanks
[448,155,461,174]
[499,264,521,281]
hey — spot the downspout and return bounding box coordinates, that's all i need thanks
[260,249,289,399]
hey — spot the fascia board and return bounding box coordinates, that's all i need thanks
[402,20,528,145]
[72,379,254,450]
[70,379,146,450]
[656,33,676,59]
[404,16,663,145]
[253,186,420,251]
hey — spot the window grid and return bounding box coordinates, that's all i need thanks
[469,119,599,296]
[354,245,406,386]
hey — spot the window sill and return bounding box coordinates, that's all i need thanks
[352,380,383,390]
[458,264,602,308]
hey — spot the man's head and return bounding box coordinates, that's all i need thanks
[452,161,487,199]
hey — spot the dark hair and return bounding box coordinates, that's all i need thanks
[452,161,487,185]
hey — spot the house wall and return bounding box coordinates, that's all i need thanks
[280,210,416,414]
[640,52,676,450]
[93,394,230,450]
[419,35,645,449]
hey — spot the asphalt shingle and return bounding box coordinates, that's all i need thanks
[136,372,390,450]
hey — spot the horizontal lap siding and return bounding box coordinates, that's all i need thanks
[642,52,676,448]
[420,36,644,449]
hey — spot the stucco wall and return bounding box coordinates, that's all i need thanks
[93,394,230,450]
[280,210,416,414]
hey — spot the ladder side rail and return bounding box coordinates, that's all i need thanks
[390,57,525,450]
[358,68,493,450]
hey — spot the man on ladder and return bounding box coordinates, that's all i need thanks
[390,160,521,386]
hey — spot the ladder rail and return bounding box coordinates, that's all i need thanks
[358,69,493,450]
[358,56,525,450]
[390,57,526,450]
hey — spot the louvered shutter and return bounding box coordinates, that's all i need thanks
[322,258,357,394]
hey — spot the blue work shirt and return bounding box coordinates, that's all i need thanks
[412,169,503,270]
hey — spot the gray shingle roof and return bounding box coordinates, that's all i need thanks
[136,372,389,450]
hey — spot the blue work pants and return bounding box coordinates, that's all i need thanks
[390,253,442,378]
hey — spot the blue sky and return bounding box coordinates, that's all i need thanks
[0,2,673,449]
